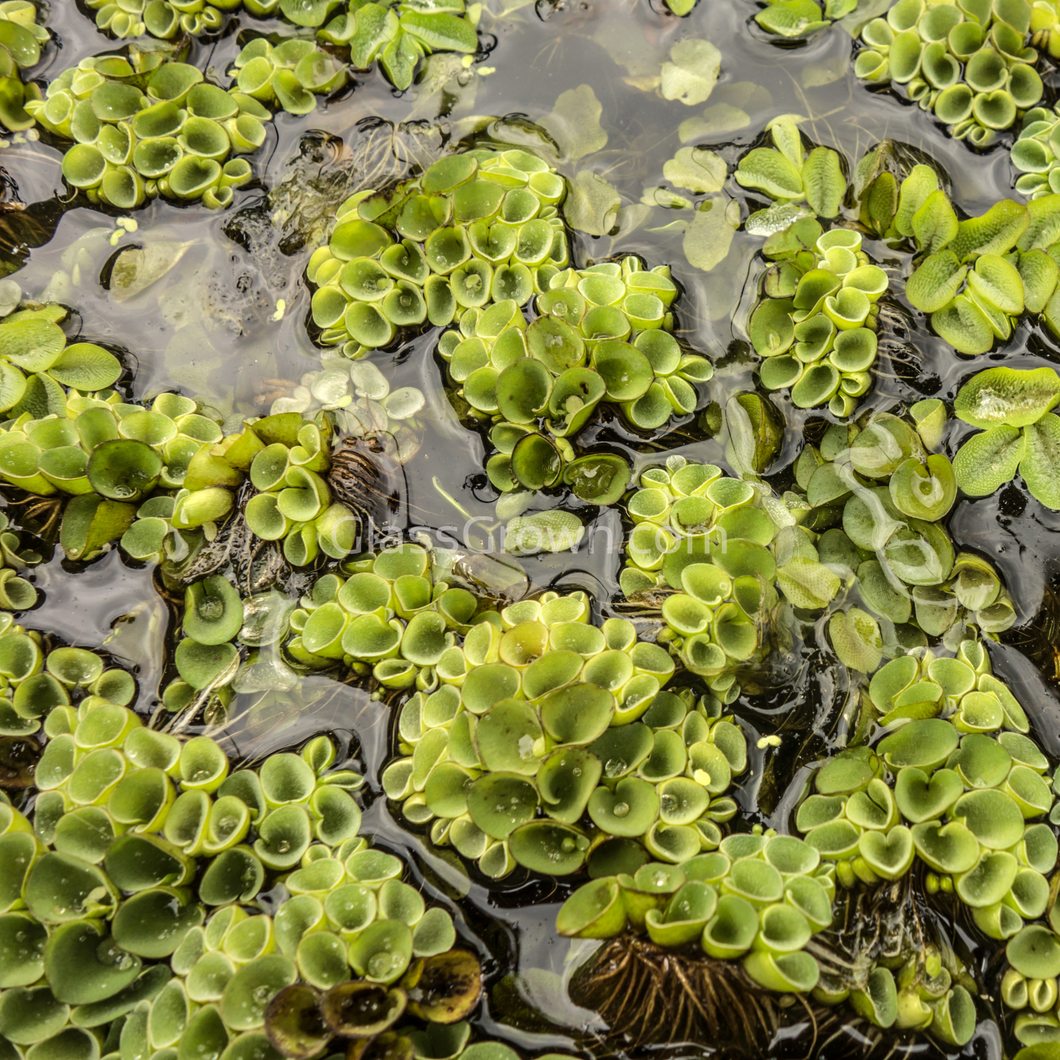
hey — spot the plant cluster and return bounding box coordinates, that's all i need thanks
[748,224,887,414]
[319,1,480,91]
[230,37,347,117]
[26,50,302,210]
[454,258,711,501]
[794,411,1016,657]
[307,149,569,357]
[620,455,822,699]
[83,0,286,39]
[0,513,37,611]
[0,624,122,739]
[1003,923,1060,1046]
[0,0,46,132]
[797,705,1055,939]
[0,389,228,563]
[735,119,848,221]
[0,300,124,418]
[951,365,1060,509]
[0,714,495,1060]
[1012,103,1060,198]
[557,833,835,993]
[855,0,1045,147]
[752,0,866,36]
[380,581,751,880]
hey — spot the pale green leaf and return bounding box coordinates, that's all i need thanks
[954,367,1060,429]
[953,425,1025,496]
[540,84,608,162]
[829,607,883,673]
[662,146,726,194]
[109,241,194,303]
[565,170,621,236]
[1021,415,1060,510]
[678,104,751,142]
[660,38,721,106]
[801,147,845,217]
[506,511,584,554]
[683,195,739,271]
[46,342,123,391]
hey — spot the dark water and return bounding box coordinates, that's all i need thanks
[7,0,1060,1057]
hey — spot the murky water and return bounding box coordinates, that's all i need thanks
[7,0,1060,1056]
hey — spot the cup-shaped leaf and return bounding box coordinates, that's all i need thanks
[86,439,162,501]
[508,820,589,874]
[264,984,332,1060]
[701,893,758,959]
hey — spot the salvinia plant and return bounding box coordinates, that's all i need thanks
[794,411,1016,661]
[753,0,879,37]
[951,365,1060,509]
[319,1,481,91]
[380,580,748,880]
[855,0,1045,147]
[0,0,46,132]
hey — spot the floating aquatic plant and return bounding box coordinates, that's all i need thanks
[951,365,1060,509]
[307,149,569,357]
[736,119,848,222]
[1011,103,1060,198]
[747,223,887,415]
[753,0,874,36]
[381,579,749,879]
[794,411,1016,654]
[320,0,480,91]
[0,0,46,132]
[83,0,284,40]
[620,454,834,699]
[558,833,834,993]
[230,37,347,116]
[448,256,711,501]
[855,0,1045,147]
[797,662,1054,933]
[27,49,266,210]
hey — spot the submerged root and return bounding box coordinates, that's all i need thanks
[571,936,789,1052]
[327,432,403,538]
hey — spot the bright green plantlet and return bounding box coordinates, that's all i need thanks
[855,0,1044,147]
[82,0,290,39]
[230,37,346,117]
[382,581,750,879]
[621,453,853,699]
[26,48,266,209]
[747,223,888,414]
[308,148,569,358]
[736,119,847,219]
[0,300,122,418]
[319,0,480,91]
[0,627,119,739]
[558,833,833,993]
[952,365,1060,508]
[797,695,1054,941]
[795,412,1015,648]
[0,1,47,132]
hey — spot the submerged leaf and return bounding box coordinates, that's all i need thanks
[660,39,722,106]
[565,170,621,236]
[683,196,740,271]
[540,85,608,161]
[663,147,726,194]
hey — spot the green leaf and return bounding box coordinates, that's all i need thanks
[894,164,941,237]
[663,146,726,193]
[905,252,966,313]
[540,85,608,162]
[505,511,584,554]
[350,5,399,68]
[46,343,122,391]
[380,29,423,90]
[949,199,1029,261]
[279,0,339,25]
[931,295,994,355]
[565,170,621,236]
[683,196,740,271]
[910,189,958,254]
[109,242,194,303]
[953,425,1025,496]
[954,366,1060,428]
[660,39,722,106]
[754,0,828,36]
[801,147,845,218]
[400,11,477,52]
[1021,414,1060,510]
[735,148,804,201]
